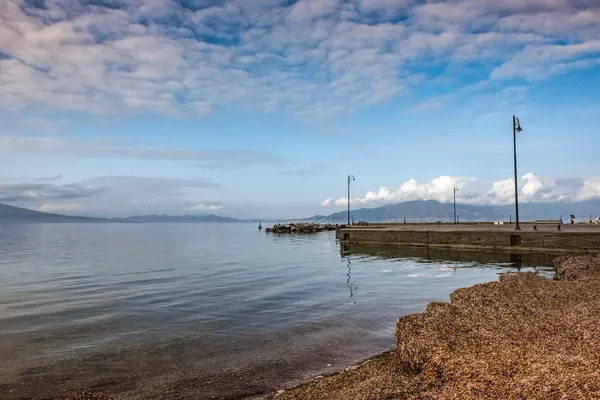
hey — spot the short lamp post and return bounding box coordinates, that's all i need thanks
[453,187,459,224]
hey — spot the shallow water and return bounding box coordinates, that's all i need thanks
[0,223,554,399]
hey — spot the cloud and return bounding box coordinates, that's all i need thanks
[35,174,62,181]
[39,203,81,213]
[321,173,600,207]
[184,203,224,212]
[491,41,600,80]
[1,0,598,118]
[0,182,105,202]
[320,197,334,207]
[322,175,475,207]
[0,176,221,217]
[484,173,600,204]
[278,163,331,175]
[0,135,286,169]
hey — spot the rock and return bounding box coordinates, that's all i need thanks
[265,222,339,234]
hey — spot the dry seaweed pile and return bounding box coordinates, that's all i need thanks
[272,254,600,400]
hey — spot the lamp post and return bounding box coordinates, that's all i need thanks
[512,115,523,231]
[453,187,459,224]
[347,175,355,225]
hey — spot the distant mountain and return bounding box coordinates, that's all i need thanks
[0,203,109,222]
[0,203,240,223]
[302,200,600,223]
[113,214,240,223]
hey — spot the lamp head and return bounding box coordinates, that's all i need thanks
[514,117,523,132]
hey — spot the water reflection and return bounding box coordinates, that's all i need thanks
[346,256,357,302]
[340,243,356,301]
[341,243,561,270]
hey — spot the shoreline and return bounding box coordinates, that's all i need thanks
[264,253,600,399]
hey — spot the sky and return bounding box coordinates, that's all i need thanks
[1,0,599,219]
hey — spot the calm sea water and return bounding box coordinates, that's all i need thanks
[0,223,555,399]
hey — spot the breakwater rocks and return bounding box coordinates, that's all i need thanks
[265,223,338,234]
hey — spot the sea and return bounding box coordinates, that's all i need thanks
[0,223,556,399]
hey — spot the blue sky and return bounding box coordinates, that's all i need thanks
[1,0,600,218]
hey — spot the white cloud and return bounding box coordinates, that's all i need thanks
[185,203,224,212]
[288,0,338,21]
[0,0,598,118]
[491,41,600,80]
[322,175,475,207]
[320,197,334,207]
[485,173,600,205]
[1,176,222,217]
[359,0,409,13]
[322,173,600,207]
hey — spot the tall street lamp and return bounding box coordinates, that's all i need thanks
[347,175,355,225]
[512,115,523,231]
[453,187,459,224]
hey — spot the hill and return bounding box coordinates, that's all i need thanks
[0,203,109,222]
[113,214,240,223]
[303,200,600,223]
[0,203,240,223]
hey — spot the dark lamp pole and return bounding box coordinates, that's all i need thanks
[453,187,459,224]
[513,115,523,231]
[347,175,355,225]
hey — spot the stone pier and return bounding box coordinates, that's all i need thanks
[336,223,600,253]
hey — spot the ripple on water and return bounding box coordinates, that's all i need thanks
[0,223,557,399]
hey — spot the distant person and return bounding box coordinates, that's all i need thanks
[570,214,575,224]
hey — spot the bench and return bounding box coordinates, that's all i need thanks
[533,220,562,231]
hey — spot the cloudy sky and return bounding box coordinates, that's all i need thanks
[1,0,599,218]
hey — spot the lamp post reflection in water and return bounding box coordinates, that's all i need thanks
[341,243,357,302]
[346,256,355,300]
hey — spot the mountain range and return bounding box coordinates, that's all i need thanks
[115,214,240,223]
[303,200,600,223]
[1,200,599,223]
[0,202,109,222]
[0,203,240,223]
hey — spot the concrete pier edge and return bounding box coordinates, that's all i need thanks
[336,224,600,254]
